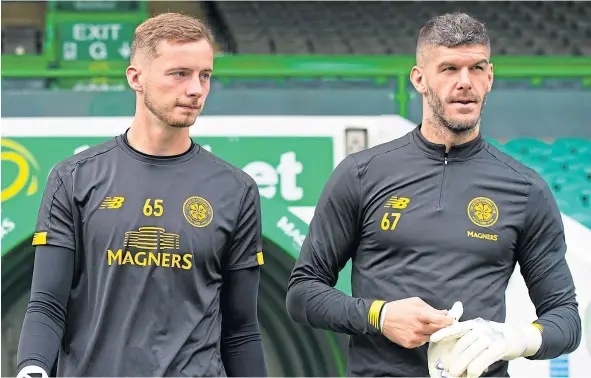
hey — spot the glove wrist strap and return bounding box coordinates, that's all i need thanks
[521,323,543,357]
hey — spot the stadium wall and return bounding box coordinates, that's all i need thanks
[2,83,590,139]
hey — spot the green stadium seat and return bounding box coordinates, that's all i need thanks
[521,153,589,177]
[543,172,588,195]
[520,156,562,176]
[563,159,591,175]
[555,198,574,214]
[504,138,552,157]
[582,167,591,183]
[550,154,579,172]
[557,187,591,214]
[530,149,555,163]
[551,138,591,156]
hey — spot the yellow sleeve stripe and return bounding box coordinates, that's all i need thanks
[368,300,386,329]
[32,232,47,246]
[532,322,544,333]
[256,251,264,266]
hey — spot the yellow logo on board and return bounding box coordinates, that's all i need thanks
[467,197,499,228]
[1,139,39,202]
[183,196,214,228]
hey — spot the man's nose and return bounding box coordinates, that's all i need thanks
[456,68,473,90]
[186,76,203,97]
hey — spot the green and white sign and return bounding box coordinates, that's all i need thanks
[200,137,332,206]
[1,136,333,255]
[58,21,137,61]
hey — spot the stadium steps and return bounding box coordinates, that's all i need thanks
[211,1,591,55]
[1,26,43,55]
[149,1,207,20]
[489,137,591,228]
[1,1,46,56]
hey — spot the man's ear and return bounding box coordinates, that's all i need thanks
[487,63,494,93]
[410,66,426,95]
[126,64,143,93]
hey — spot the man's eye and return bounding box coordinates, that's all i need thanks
[173,72,187,77]
[472,66,484,70]
[200,73,211,80]
[444,67,456,71]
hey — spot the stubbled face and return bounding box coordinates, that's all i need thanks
[412,44,494,134]
[140,39,214,128]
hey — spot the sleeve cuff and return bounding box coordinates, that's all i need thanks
[367,300,386,333]
[225,252,264,271]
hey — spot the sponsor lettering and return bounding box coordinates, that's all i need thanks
[107,249,193,270]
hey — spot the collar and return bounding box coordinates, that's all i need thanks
[117,128,198,165]
[411,124,485,160]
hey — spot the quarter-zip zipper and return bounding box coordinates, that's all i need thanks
[437,154,448,209]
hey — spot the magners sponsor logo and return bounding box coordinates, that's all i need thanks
[467,230,498,241]
[107,227,193,270]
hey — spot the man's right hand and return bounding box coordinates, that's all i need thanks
[381,297,455,349]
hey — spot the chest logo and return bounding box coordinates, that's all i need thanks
[467,197,499,228]
[384,196,410,209]
[183,196,214,228]
[108,226,192,270]
[99,196,125,209]
[380,196,411,232]
[125,227,179,250]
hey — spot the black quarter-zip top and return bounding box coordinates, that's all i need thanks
[287,124,580,377]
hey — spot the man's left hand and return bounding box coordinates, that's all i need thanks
[429,318,542,378]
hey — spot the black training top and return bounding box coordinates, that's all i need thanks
[287,126,581,377]
[18,133,266,376]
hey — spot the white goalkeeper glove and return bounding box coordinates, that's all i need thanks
[16,365,48,378]
[427,301,465,378]
[429,317,542,378]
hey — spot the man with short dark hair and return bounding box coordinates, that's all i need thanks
[286,12,581,377]
[16,13,267,377]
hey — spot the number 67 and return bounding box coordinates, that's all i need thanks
[380,212,401,231]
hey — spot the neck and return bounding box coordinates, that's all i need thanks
[421,118,480,152]
[127,115,192,156]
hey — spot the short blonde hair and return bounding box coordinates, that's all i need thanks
[131,12,215,59]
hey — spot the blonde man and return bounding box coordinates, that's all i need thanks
[16,13,267,377]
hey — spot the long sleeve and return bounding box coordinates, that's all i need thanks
[517,176,582,360]
[220,267,267,377]
[286,155,384,337]
[18,167,77,374]
[220,177,267,376]
[17,245,74,374]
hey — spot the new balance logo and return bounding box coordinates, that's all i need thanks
[384,196,410,209]
[99,196,125,209]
